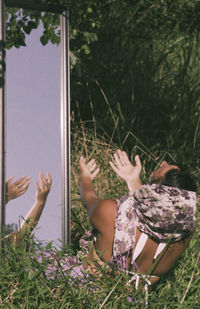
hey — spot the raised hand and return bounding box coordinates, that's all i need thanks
[79,156,100,181]
[109,149,142,191]
[35,172,52,205]
[6,176,31,203]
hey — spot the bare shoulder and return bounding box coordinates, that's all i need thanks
[90,198,118,233]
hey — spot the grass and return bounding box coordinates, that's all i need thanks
[0,122,200,308]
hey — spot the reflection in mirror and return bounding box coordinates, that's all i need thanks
[6,24,61,246]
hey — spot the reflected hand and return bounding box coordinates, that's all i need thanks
[80,156,100,181]
[6,176,31,203]
[35,172,52,205]
[109,149,142,191]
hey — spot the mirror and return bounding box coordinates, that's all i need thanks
[6,24,61,245]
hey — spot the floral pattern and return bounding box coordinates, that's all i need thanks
[35,184,196,281]
[113,184,196,262]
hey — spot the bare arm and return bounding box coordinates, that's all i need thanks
[109,149,142,191]
[7,172,52,244]
[20,172,52,232]
[79,156,101,216]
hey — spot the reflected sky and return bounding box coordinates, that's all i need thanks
[6,24,62,245]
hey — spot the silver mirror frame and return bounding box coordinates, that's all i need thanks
[1,1,71,245]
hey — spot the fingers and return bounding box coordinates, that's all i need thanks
[135,155,142,169]
[6,176,14,185]
[6,176,29,187]
[110,150,142,171]
[80,156,89,170]
[91,167,100,180]
[39,172,45,191]
[23,178,31,190]
[38,172,52,192]
[87,159,97,173]
[80,155,101,181]
[80,156,97,171]
[79,156,86,166]
[19,176,31,187]
[110,149,130,169]
[6,172,52,203]
[47,172,52,185]
[17,177,31,195]
[109,161,119,174]
[35,180,41,192]
[12,176,31,191]
[6,175,31,201]
[14,176,28,186]
[10,176,31,191]
[116,150,129,166]
[86,158,100,180]
[113,152,123,169]
[80,152,140,180]
[120,150,130,165]
[17,178,31,195]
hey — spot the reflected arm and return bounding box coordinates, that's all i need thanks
[6,172,52,245]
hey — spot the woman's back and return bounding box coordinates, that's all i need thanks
[93,198,193,280]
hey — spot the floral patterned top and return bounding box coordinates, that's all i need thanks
[35,184,196,281]
[113,184,196,262]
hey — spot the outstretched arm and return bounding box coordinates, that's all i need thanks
[79,156,117,238]
[109,149,142,191]
[79,156,101,216]
[20,172,52,232]
[6,176,31,204]
[7,172,52,244]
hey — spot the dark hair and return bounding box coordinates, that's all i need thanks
[162,168,197,192]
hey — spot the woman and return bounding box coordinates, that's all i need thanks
[7,152,196,295]
[79,149,196,290]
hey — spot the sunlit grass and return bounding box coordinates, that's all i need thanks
[0,122,199,308]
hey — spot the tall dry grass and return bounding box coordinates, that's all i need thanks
[0,122,199,308]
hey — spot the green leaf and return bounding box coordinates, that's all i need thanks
[87,7,93,13]
[40,34,49,45]
[83,32,98,43]
[28,21,37,29]
[28,268,42,280]
[81,44,91,54]
[23,26,32,35]
[44,241,53,250]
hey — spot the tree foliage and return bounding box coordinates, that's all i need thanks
[5,0,200,168]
